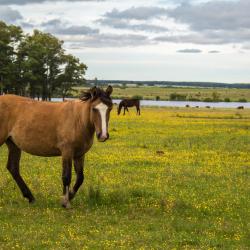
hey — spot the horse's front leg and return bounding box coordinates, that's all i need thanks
[137,106,141,115]
[61,151,72,208]
[69,155,84,201]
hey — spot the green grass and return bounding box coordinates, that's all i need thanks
[0,107,249,249]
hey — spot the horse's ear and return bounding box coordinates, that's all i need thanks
[106,85,113,97]
[90,86,98,100]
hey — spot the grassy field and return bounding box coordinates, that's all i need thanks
[0,107,250,249]
[74,86,250,102]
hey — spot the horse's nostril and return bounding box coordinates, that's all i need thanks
[97,132,109,142]
[97,132,101,139]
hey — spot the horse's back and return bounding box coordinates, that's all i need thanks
[0,95,69,155]
[123,98,140,107]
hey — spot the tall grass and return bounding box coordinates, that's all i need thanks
[0,107,249,249]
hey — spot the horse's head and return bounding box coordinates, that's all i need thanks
[81,86,113,142]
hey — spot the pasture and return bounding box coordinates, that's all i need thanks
[0,107,249,249]
[74,86,250,102]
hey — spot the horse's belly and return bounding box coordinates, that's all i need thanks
[22,146,61,157]
[10,134,61,157]
[15,141,61,156]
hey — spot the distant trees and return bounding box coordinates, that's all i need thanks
[0,21,87,100]
[169,93,187,101]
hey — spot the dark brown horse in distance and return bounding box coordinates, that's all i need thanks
[118,99,140,115]
[0,86,113,208]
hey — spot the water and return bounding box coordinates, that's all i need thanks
[52,98,250,108]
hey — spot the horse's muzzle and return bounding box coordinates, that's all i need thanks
[97,132,109,142]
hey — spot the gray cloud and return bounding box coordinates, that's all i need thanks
[155,28,250,45]
[41,18,150,48]
[242,44,250,50]
[209,50,220,54]
[20,21,34,28]
[177,48,202,53]
[167,0,250,31]
[104,7,167,20]
[42,19,99,35]
[98,17,168,33]
[0,6,22,23]
[65,33,151,48]
[101,1,250,46]
[47,25,99,35]
[0,0,104,5]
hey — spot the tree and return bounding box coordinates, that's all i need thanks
[0,21,87,99]
[19,30,64,100]
[212,92,220,102]
[57,54,87,100]
[0,21,23,94]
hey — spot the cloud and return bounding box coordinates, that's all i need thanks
[42,19,99,35]
[0,6,22,23]
[209,50,220,54]
[0,0,104,5]
[104,7,167,20]
[242,44,250,50]
[38,18,151,48]
[47,25,99,35]
[98,6,169,33]
[65,33,151,48]
[20,21,34,28]
[155,28,250,45]
[177,48,202,53]
[167,0,250,31]
[100,1,250,45]
[98,17,168,33]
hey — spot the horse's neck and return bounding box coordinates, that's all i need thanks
[74,101,95,138]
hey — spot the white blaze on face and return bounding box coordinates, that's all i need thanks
[95,102,108,137]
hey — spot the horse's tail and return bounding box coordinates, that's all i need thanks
[118,102,123,115]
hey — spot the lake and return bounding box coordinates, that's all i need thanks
[52,98,250,108]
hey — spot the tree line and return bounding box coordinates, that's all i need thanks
[91,80,250,89]
[0,21,87,100]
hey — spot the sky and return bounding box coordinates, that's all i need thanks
[0,0,250,83]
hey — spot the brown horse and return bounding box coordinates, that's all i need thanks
[0,86,113,208]
[118,99,140,115]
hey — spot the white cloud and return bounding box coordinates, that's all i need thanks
[0,0,105,5]
[0,6,22,23]
[0,0,250,82]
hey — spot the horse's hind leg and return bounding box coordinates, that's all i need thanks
[6,139,35,203]
[69,155,84,201]
[61,150,73,208]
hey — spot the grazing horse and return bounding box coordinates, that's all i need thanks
[237,106,244,109]
[118,99,140,115]
[0,86,113,208]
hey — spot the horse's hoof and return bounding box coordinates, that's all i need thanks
[69,191,75,201]
[61,197,71,209]
[28,197,35,204]
[62,202,71,209]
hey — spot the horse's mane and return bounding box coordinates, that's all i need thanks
[80,87,112,105]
